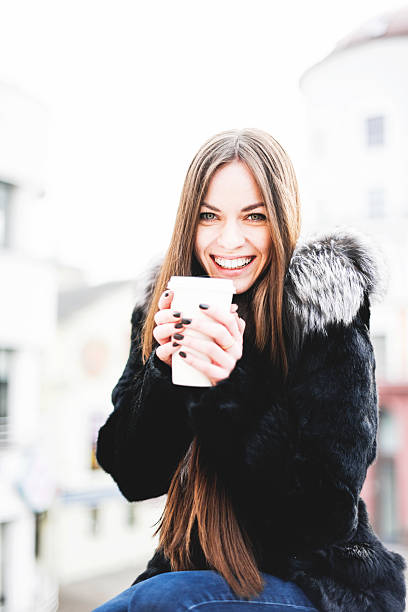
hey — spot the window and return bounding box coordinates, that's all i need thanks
[34,511,47,559]
[89,506,100,536]
[0,522,7,609]
[376,408,399,540]
[371,335,386,381]
[0,350,13,448]
[378,406,400,456]
[127,503,137,527]
[90,412,106,470]
[377,455,398,540]
[0,182,12,248]
[367,189,385,218]
[366,115,385,146]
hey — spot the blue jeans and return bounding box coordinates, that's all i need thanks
[92,570,318,611]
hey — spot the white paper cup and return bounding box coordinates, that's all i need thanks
[167,276,236,386]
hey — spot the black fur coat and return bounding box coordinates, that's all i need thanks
[96,230,406,611]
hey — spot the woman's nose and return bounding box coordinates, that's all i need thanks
[216,222,245,250]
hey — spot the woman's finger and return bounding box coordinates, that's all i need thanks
[177,318,235,352]
[155,339,180,368]
[195,304,240,343]
[157,289,174,311]
[176,350,231,386]
[172,331,238,369]
[237,316,246,337]
[231,313,244,336]
[153,320,187,345]
[154,306,182,326]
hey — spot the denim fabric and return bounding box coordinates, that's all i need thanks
[92,570,318,611]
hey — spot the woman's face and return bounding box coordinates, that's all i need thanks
[194,160,271,294]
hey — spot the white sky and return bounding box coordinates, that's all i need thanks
[0,0,405,283]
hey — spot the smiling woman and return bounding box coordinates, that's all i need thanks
[95,128,406,612]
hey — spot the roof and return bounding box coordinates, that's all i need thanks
[334,6,408,53]
[57,279,137,321]
[300,6,408,86]
[58,254,165,322]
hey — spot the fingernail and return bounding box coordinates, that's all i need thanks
[179,351,187,358]
[199,303,209,309]
[172,311,181,318]
[181,318,192,324]
[174,322,184,329]
[173,333,184,340]
[172,342,180,347]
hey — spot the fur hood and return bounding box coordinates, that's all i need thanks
[283,228,387,350]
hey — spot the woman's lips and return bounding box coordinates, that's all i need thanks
[210,255,256,263]
[209,255,257,276]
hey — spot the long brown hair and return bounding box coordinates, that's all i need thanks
[142,129,301,598]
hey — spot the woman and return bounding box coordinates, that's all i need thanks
[94,129,406,611]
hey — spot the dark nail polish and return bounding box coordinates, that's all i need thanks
[172,311,181,318]
[174,322,184,329]
[179,351,187,358]
[199,303,209,309]
[172,342,180,347]
[173,333,184,340]
[181,318,192,324]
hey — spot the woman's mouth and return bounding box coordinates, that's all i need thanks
[210,255,256,272]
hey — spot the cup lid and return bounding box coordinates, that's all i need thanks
[167,276,236,293]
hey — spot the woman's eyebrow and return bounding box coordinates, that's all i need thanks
[200,202,265,212]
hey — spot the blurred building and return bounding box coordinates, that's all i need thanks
[299,7,408,545]
[0,83,58,610]
[42,276,164,585]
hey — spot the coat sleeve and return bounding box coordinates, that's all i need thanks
[96,306,194,501]
[185,299,378,548]
[282,301,378,548]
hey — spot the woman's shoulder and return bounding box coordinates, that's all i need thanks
[283,227,387,351]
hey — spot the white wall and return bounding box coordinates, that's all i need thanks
[299,35,408,383]
[0,80,58,611]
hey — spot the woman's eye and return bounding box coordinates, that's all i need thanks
[199,212,216,221]
[199,212,267,222]
[247,213,266,222]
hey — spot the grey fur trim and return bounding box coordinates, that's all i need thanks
[284,227,388,344]
[133,255,163,315]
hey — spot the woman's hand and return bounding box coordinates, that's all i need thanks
[176,302,245,386]
[153,290,245,382]
[153,290,184,368]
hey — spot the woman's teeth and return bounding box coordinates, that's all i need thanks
[213,256,253,269]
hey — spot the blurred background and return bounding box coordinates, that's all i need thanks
[0,1,407,610]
